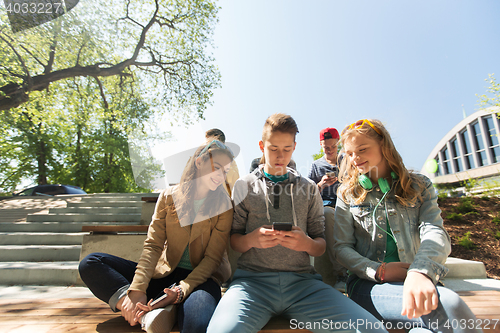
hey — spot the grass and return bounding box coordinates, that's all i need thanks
[458,231,476,250]
[456,197,477,214]
[446,212,463,220]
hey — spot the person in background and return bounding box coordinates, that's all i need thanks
[205,128,239,196]
[334,119,481,333]
[307,127,347,289]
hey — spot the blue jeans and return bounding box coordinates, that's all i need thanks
[347,276,482,333]
[79,252,221,333]
[207,269,388,333]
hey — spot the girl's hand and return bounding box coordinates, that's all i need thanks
[120,291,147,326]
[401,271,438,319]
[248,226,281,249]
[381,262,410,282]
[134,287,178,322]
[276,226,311,252]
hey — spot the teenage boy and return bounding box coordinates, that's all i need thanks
[308,127,347,289]
[207,114,387,333]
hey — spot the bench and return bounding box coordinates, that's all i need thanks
[79,225,490,333]
[140,195,159,224]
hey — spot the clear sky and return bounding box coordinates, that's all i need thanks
[173,0,500,178]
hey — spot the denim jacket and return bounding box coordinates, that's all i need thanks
[333,175,451,285]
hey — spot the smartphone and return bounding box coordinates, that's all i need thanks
[272,222,293,231]
[326,171,338,177]
[150,283,176,307]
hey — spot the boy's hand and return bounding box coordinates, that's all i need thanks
[248,226,281,249]
[401,271,438,319]
[318,174,337,189]
[276,226,316,253]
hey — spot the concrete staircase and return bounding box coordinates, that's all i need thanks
[0,193,146,286]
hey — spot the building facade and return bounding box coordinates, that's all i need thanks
[422,107,500,186]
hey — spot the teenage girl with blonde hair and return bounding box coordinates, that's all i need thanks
[334,119,481,332]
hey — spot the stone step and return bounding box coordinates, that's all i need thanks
[67,201,143,208]
[0,232,86,245]
[444,257,487,279]
[49,207,141,214]
[27,213,141,223]
[0,222,138,232]
[0,245,81,262]
[0,261,81,286]
[80,196,144,202]
[86,193,153,197]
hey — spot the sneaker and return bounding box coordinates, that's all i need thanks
[140,304,177,333]
[333,274,348,293]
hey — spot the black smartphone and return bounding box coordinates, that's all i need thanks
[272,222,293,231]
[150,283,176,307]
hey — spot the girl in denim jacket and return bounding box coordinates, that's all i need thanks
[333,119,481,333]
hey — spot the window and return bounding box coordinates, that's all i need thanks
[484,116,500,163]
[435,155,441,176]
[442,147,451,175]
[450,138,462,172]
[460,129,475,169]
[472,121,488,167]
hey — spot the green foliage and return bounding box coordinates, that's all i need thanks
[312,148,324,161]
[0,0,220,193]
[464,211,480,216]
[493,217,500,225]
[446,212,463,220]
[456,197,476,214]
[485,228,493,234]
[461,178,479,194]
[477,73,500,108]
[457,232,476,250]
[481,195,491,201]
[437,193,449,200]
[496,231,500,240]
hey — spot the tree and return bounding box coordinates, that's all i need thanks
[478,74,500,109]
[0,0,219,192]
[0,0,220,116]
[312,148,324,161]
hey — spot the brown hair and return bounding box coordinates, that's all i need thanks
[338,119,426,206]
[205,128,226,143]
[259,113,299,165]
[262,113,299,142]
[171,142,233,223]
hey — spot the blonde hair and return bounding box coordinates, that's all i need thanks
[338,119,425,206]
[259,113,299,165]
[171,143,233,222]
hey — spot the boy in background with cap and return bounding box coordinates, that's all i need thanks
[307,127,347,290]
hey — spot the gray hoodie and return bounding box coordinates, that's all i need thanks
[232,166,325,273]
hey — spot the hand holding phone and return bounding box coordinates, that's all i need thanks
[150,283,176,307]
[272,222,293,231]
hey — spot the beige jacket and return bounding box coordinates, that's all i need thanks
[129,186,233,298]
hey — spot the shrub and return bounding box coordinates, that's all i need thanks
[458,232,476,250]
[456,197,476,214]
[481,195,490,201]
[446,213,463,220]
[465,211,480,216]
